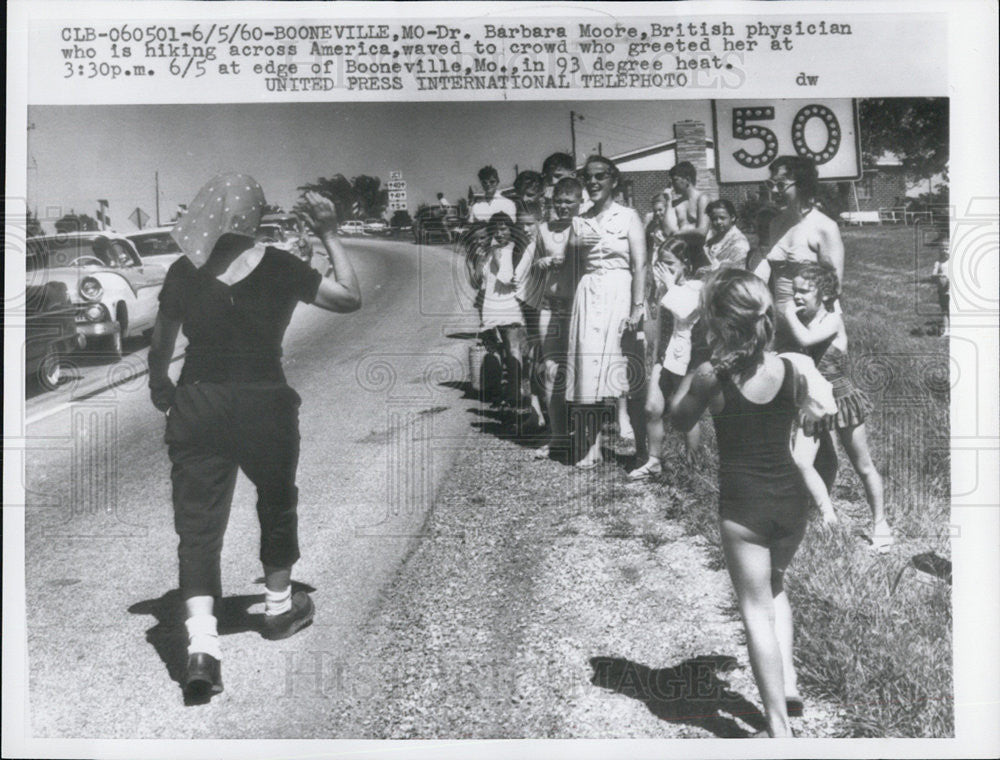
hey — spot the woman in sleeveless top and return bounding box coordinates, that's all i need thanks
[752,156,845,350]
[148,176,361,697]
[671,269,814,738]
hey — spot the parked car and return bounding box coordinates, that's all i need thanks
[126,226,183,268]
[339,220,365,235]
[25,281,85,390]
[261,212,313,260]
[255,223,291,247]
[26,232,168,360]
[363,218,389,235]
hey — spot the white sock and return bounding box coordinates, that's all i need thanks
[186,614,222,660]
[265,586,292,616]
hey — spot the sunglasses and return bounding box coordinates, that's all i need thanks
[582,171,611,182]
[765,179,796,192]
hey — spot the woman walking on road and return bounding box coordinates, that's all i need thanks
[147,175,361,698]
[565,155,647,467]
[671,269,818,737]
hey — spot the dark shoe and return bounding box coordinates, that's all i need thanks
[184,652,223,696]
[261,591,315,640]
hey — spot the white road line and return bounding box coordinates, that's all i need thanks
[23,351,185,427]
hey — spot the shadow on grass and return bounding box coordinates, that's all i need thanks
[589,654,766,737]
[128,581,316,705]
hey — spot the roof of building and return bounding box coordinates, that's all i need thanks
[601,138,717,173]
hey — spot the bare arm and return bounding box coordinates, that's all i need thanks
[670,362,719,432]
[300,191,362,313]
[781,305,841,348]
[147,314,182,411]
[817,218,845,288]
[664,194,681,235]
[626,210,648,330]
[694,193,712,236]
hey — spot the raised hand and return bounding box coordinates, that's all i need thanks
[299,191,339,236]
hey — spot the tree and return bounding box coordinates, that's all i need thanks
[54,213,99,233]
[858,98,949,186]
[298,174,355,220]
[390,209,412,228]
[351,175,388,219]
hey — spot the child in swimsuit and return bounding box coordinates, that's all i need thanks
[670,268,816,737]
[781,263,893,552]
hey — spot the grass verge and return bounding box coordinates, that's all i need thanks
[646,226,952,737]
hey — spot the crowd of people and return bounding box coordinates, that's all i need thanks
[148,156,896,735]
[460,152,895,737]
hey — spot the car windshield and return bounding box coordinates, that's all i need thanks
[26,237,136,271]
[129,232,181,258]
[256,225,284,243]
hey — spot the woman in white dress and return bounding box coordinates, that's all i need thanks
[565,156,647,467]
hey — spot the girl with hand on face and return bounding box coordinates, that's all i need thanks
[628,235,711,479]
[565,156,647,468]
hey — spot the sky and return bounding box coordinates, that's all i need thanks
[27,100,713,232]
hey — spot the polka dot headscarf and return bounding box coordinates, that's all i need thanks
[171,173,266,268]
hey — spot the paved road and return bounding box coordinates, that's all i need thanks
[16,237,485,737]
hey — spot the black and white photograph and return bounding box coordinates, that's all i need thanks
[4,2,997,759]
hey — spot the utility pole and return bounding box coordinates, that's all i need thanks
[570,110,585,167]
[155,171,161,227]
[598,142,603,156]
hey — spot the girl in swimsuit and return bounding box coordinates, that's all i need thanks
[670,268,814,737]
[782,264,894,552]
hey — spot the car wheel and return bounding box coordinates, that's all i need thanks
[38,349,62,390]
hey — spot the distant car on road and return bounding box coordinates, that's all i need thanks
[261,212,313,260]
[26,232,167,360]
[339,220,365,236]
[25,281,85,390]
[363,218,389,235]
[255,223,292,248]
[126,226,183,268]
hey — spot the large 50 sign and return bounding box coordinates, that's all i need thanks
[712,100,861,183]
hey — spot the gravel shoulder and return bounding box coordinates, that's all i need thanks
[338,417,847,739]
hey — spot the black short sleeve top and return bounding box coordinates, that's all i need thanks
[158,247,322,384]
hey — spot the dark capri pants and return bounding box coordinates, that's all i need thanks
[165,381,302,599]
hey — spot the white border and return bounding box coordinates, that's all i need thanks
[5,2,998,758]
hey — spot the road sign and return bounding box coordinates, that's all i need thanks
[129,207,150,229]
[389,201,408,212]
[387,180,407,191]
[388,190,407,202]
[712,99,860,183]
[389,170,403,181]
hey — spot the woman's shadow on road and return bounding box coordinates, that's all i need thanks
[128,581,315,705]
[589,654,766,737]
